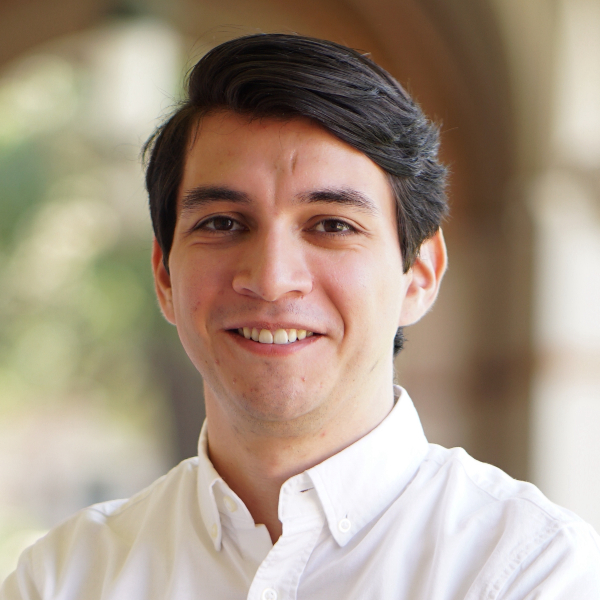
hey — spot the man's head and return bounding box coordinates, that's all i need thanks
[147,34,448,437]
[145,33,448,355]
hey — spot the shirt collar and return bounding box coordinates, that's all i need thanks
[306,386,429,546]
[196,386,428,550]
[196,424,224,551]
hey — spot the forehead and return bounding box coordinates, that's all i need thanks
[178,111,396,218]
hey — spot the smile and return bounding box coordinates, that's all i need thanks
[236,327,315,344]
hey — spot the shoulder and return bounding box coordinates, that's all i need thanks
[1,457,201,600]
[422,444,587,530]
[53,455,200,541]
[420,445,600,599]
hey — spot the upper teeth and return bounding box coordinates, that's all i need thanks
[238,327,314,344]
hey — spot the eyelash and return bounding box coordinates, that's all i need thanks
[194,216,357,236]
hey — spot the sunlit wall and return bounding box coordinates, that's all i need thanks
[529,0,600,532]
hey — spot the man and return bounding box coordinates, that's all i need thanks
[2,33,599,600]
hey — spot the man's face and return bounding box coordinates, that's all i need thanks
[153,112,431,433]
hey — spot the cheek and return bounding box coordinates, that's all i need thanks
[171,257,229,332]
[318,249,404,333]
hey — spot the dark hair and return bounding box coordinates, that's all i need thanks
[144,33,448,355]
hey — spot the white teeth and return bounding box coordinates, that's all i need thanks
[258,329,274,344]
[239,327,314,344]
[273,329,288,344]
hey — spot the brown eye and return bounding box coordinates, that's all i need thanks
[212,217,235,230]
[314,219,353,233]
[198,216,244,232]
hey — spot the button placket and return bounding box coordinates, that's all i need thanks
[248,475,325,600]
[223,495,238,513]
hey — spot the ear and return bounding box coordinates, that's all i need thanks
[398,228,447,326]
[152,238,176,325]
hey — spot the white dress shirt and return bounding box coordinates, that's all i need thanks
[2,387,600,599]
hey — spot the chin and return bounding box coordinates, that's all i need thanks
[229,383,328,429]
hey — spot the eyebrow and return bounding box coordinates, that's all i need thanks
[180,186,251,213]
[297,189,380,215]
[180,185,380,215]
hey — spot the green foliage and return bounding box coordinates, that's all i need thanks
[0,40,176,428]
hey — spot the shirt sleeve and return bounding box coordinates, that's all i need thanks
[0,546,41,600]
[498,521,600,600]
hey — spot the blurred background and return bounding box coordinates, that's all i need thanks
[1,0,599,579]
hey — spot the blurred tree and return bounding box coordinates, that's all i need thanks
[0,17,205,578]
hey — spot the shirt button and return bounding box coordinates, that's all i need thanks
[223,495,238,512]
[338,518,351,533]
[261,588,278,600]
[210,523,218,540]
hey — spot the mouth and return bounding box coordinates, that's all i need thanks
[233,327,316,345]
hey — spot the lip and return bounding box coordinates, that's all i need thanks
[226,329,321,355]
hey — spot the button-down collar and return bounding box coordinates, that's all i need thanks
[196,386,428,550]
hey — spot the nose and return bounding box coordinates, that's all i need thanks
[232,226,313,301]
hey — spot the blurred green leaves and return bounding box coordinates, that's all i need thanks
[0,22,183,430]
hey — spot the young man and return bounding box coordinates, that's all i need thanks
[2,33,599,600]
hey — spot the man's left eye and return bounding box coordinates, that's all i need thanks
[313,219,353,234]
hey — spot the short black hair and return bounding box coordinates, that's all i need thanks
[143,33,448,354]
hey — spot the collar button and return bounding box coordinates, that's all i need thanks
[338,518,351,533]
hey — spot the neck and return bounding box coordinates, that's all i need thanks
[204,376,394,543]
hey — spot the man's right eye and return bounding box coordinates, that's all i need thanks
[197,216,244,232]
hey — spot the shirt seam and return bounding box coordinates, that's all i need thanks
[90,458,198,520]
[422,450,581,528]
[481,522,560,600]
